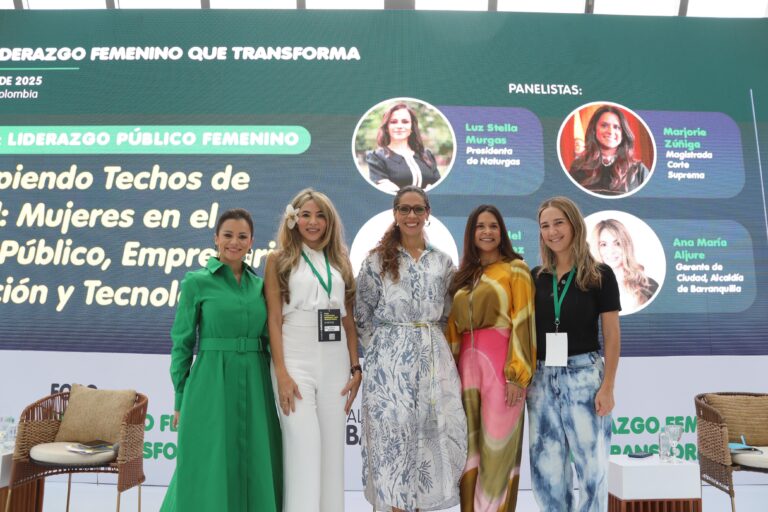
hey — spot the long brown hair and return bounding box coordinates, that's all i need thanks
[376,103,428,160]
[592,218,653,304]
[274,189,355,305]
[450,205,522,295]
[371,185,430,282]
[571,105,641,193]
[536,196,602,291]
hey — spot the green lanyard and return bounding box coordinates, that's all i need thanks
[552,267,575,332]
[301,249,332,298]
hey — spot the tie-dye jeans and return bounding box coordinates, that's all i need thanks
[526,351,611,512]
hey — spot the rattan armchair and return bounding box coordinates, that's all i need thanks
[695,392,768,512]
[4,391,148,512]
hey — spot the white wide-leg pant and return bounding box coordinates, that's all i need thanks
[272,310,350,512]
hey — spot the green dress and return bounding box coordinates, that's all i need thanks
[161,257,282,512]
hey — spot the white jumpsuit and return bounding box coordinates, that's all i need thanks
[272,244,350,512]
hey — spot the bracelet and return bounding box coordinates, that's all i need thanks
[505,379,524,389]
[350,364,362,376]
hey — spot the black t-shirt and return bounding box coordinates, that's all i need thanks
[532,264,621,360]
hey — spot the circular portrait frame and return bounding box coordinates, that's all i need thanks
[558,101,656,199]
[352,97,457,195]
[584,210,665,315]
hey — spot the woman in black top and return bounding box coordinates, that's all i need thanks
[365,103,440,193]
[569,105,649,197]
[527,196,621,512]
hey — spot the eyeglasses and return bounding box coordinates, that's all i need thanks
[395,205,428,216]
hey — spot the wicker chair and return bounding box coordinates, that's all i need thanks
[695,392,768,512]
[4,391,148,512]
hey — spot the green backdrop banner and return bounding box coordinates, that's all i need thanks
[0,11,766,356]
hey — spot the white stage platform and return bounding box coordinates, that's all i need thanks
[30,481,767,512]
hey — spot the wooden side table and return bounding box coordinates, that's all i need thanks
[608,454,702,512]
[1,450,45,512]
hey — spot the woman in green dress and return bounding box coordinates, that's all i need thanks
[161,208,282,512]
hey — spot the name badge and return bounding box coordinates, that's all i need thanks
[545,332,568,367]
[318,309,341,342]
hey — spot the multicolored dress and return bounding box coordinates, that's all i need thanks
[356,247,467,511]
[446,259,536,512]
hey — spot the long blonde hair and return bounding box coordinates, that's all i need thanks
[274,189,355,305]
[536,196,602,291]
[592,218,653,304]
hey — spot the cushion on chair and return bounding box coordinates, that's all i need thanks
[731,446,768,469]
[704,394,768,445]
[54,384,136,444]
[30,442,117,466]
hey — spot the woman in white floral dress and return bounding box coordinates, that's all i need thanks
[355,185,467,512]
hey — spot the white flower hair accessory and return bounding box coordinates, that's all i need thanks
[284,204,299,229]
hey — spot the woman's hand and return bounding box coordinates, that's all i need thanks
[172,410,180,429]
[505,381,525,407]
[595,384,615,416]
[341,372,362,415]
[276,369,302,416]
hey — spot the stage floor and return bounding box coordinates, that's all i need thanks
[28,481,768,511]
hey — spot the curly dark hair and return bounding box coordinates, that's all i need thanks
[371,185,430,282]
[570,105,642,193]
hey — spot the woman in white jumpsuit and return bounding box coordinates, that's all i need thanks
[265,188,362,512]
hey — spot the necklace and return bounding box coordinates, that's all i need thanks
[601,154,617,166]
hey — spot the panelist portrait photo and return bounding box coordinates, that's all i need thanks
[559,102,655,198]
[353,98,455,194]
[585,211,665,315]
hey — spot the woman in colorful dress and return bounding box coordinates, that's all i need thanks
[161,208,282,512]
[446,204,536,512]
[265,189,361,512]
[355,185,467,512]
[528,197,621,512]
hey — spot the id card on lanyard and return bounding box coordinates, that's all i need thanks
[545,267,575,367]
[301,250,342,342]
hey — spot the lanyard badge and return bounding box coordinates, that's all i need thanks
[545,267,575,367]
[302,250,341,342]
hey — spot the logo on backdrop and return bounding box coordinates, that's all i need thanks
[50,383,97,394]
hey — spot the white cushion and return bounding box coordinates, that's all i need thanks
[732,446,768,469]
[29,442,117,466]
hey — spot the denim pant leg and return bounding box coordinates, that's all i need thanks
[527,362,574,512]
[560,352,611,512]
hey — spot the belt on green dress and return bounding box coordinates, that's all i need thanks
[199,337,264,353]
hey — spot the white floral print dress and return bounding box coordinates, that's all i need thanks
[355,247,467,512]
